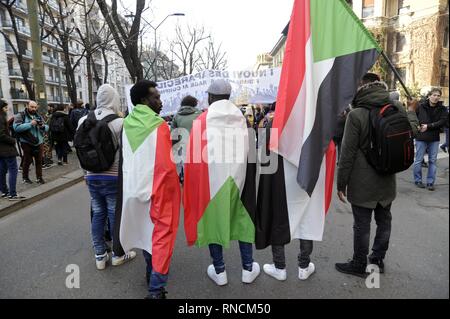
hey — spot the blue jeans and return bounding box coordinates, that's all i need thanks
[143,250,169,296]
[209,241,254,273]
[413,141,439,185]
[87,179,118,255]
[0,157,18,196]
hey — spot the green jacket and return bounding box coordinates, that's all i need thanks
[337,81,419,209]
[171,105,202,148]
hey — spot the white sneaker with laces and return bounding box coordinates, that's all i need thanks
[263,263,287,281]
[95,252,109,270]
[207,264,228,286]
[242,262,260,284]
[112,250,137,266]
[298,262,315,280]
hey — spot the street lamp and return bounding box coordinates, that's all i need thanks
[126,12,185,82]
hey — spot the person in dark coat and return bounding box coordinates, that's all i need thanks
[0,100,25,200]
[335,73,419,277]
[413,87,448,191]
[49,104,73,165]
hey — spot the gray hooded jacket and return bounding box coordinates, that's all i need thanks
[78,84,123,179]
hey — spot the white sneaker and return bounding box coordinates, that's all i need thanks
[242,262,260,284]
[263,263,287,281]
[298,262,315,280]
[112,250,137,266]
[207,264,228,286]
[95,252,109,270]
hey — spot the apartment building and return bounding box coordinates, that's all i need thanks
[0,0,132,115]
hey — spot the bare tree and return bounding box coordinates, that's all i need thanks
[0,0,35,100]
[96,0,146,83]
[196,36,228,71]
[170,24,210,76]
[38,0,87,105]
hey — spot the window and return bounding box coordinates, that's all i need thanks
[395,33,406,52]
[444,26,449,48]
[7,57,13,70]
[398,0,410,15]
[79,91,82,99]
[362,0,374,18]
[395,67,406,86]
[440,63,449,87]
[49,68,53,78]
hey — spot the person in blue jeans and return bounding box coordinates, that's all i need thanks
[77,84,136,270]
[0,99,25,201]
[413,88,448,191]
[440,106,449,153]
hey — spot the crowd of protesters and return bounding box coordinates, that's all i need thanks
[0,73,447,299]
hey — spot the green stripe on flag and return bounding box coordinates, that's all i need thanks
[124,104,164,153]
[196,177,255,248]
[311,0,381,63]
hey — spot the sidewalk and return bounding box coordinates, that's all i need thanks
[0,150,84,218]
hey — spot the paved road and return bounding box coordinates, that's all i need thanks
[0,158,448,299]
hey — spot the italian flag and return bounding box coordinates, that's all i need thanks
[257,0,380,247]
[119,105,180,275]
[183,100,256,248]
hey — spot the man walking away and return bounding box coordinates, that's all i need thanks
[77,84,136,271]
[335,73,419,277]
[50,104,73,165]
[171,95,202,184]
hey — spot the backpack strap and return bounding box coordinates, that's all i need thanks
[101,114,119,123]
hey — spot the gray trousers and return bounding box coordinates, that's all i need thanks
[272,239,313,269]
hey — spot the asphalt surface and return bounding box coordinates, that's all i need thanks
[0,158,448,299]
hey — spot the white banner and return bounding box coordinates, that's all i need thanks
[126,68,281,116]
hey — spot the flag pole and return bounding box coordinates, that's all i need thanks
[380,51,412,100]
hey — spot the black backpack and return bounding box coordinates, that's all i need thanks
[364,104,414,175]
[50,116,65,133]
[74,111,119,173]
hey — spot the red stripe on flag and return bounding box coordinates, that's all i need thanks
[183,112,210,246]
[324,140,336,214]
[271,0,311,150]
[150,123,181,274]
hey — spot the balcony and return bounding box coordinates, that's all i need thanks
[10,89,29,100]
[13,2,28,15]
[9,69,23,77]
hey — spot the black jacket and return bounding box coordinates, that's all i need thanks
[50,111,73,143]
[0,110,18,158]
[415,101,447,142]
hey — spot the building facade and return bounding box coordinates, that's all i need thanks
[258,0,449,104]
[0,0,132,116]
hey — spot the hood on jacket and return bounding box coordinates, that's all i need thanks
[96,84,121,115]
[177,105,199,116]
[352,81,391,110]
[52,110,68,118]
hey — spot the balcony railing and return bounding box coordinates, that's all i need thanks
[10,90,29,100]
[9,69,23,76]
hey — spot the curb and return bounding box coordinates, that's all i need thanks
[0,170,85,219]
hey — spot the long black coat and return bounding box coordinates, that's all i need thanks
[49,111,73,143]
[0,110,18,158]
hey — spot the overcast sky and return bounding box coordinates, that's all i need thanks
[141,0,294,70]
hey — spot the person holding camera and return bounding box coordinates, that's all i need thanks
[13,101,49,185]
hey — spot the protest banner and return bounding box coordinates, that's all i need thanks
[126,68,281,116]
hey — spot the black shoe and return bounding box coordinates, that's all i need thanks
[368,256,384,273]
[421,161,428,168]
[335,260,367,278]
[440,144,447,153]
[58,161,63,166]
[426,184,435,191]
[1,193,9,198]
[144,288,167,299]
[23,178,33,185]
[415,181,425,189]
[36,178,46,185]
[8,195,26,201]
